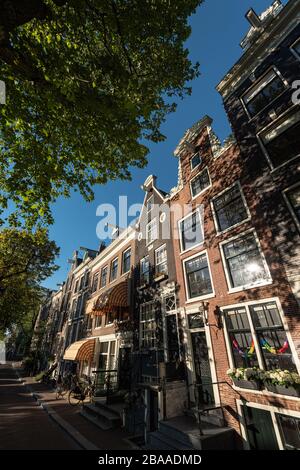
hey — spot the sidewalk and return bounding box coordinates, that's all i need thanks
[14,366,134,451]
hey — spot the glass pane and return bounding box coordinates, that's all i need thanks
[188,267,213,298]
[191,153,201,169]
[277,415,300,450]
[247,76,285,117]
[250,303,282,329]
[110,341,116,355]
[294,40,300,56]
[230,332,258,368]
[257,329,296,371]
[188,313,204,329]
[191,169,210,197]
[180,212,203,251]
[265,120,300,168]
[224,307,250,331]
[100,342,109,353]
[214,185,248,231]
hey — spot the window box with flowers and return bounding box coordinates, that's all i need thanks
[227,367,264,390]
[264,369,300,397]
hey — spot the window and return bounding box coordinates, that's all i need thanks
[164,294,176,313]
[179,210,203,252]
[110,258,118,281]
[91,272,99,293]
[184,252,213,299]
[190,152,201,170]
[105,311,115,325]
[79,276,84,291]
[75,295,82,318]
[94,315,102,328]
[190,167,210,198]
[212,183,249,232]
[221,231,270,290]
[140,256,150,285]
[146,218,157,245]
[84,271,90,287]
[249,302,296,371]
[260,109,300,169]
[71,298,77,318]
[98,341,116,369]
[155,245,168,276]
[284,184,300,231]
[147,195,154,215]
[74,279,79,293]
[242,69,285,117]
[223,301,297,374]
[187,313,205,329]
[140,302,157,349]
[223,307,259,368]
[100,266,108,288]
[291,37,300,60]
[276,414,300,450]
[122,248,131,274]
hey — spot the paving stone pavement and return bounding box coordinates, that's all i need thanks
[0,363,134,450]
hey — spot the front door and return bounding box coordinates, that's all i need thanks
[242,406,279,450]
[191,331,214,406]
[149,389,159,431]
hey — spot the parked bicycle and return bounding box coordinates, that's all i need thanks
[68,375,95,406]
[55,374,71,400]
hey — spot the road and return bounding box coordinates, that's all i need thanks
[0,363,79,450]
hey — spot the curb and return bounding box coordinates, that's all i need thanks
[13,366,99,451]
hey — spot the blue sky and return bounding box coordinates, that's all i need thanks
[43,0,281,290]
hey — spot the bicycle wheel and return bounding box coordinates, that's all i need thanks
[68,390,82,406]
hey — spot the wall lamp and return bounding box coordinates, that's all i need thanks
[200,301,223,329]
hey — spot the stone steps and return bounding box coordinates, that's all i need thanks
[80,402,122,430]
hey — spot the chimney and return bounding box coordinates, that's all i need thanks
[245,8,262,29]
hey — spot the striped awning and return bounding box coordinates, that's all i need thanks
[92,280,129,316]
[63,338,95,362]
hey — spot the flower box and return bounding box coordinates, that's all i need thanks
[265,383,300,397]
[232,378,262,390]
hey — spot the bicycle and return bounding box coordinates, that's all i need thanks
[55,375,70,400]
[68,376,95,406]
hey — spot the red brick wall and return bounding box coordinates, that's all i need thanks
[170,125,300,439]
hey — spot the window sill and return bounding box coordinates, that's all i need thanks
[185,292,215,304]
[227,279,272,294]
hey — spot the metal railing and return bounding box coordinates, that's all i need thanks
[92,369,118,400]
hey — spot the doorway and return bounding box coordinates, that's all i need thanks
[242,406,279,450]
[190,331,214,406]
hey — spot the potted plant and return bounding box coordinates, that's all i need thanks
[227,367,264,390]
[264,369,300,397]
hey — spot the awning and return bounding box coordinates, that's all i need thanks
[63,338,95,362]
[92,280,129,316]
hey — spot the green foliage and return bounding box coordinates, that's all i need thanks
[0,228,59,332]
[0,0,201,226]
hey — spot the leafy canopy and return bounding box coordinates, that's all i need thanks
[0,0,201,226]
[0,228,59,332]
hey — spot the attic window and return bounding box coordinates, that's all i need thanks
[190,152,201,170]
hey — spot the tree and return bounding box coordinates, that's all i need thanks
[0,228,59,331]
[0,0,202,226]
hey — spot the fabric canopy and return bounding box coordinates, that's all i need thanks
[63,338,95,362]
[92,280,129,316]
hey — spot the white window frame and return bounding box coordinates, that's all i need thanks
[219,228,272,294]
[94,315,102,329]
[139,300,157,350]
[240,66,288,120]
[183,249,215,303]
[147,195,154,215]
[189,166,211,200]
[178,208,204,254]
[283,182,300,233]
[257,106,300,171]
[155,244,167,275]
[221,297,300,379]
[110,257,119,282]
[210,180,251,235]
[290,37,300,61]
[140,255,150,284]
[98,338,117,370]
[146,217,157,245]
[236,400,300,450]
[121,247,131,274]
[190,152,201,172]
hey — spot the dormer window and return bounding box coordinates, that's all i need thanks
[242,69,286,118]
[190,152,201,171]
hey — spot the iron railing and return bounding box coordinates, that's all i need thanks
[92,369,118,399]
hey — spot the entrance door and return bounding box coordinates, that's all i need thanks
[191,331,214,406]
[242,406,279,450]
[149,389,159,431]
